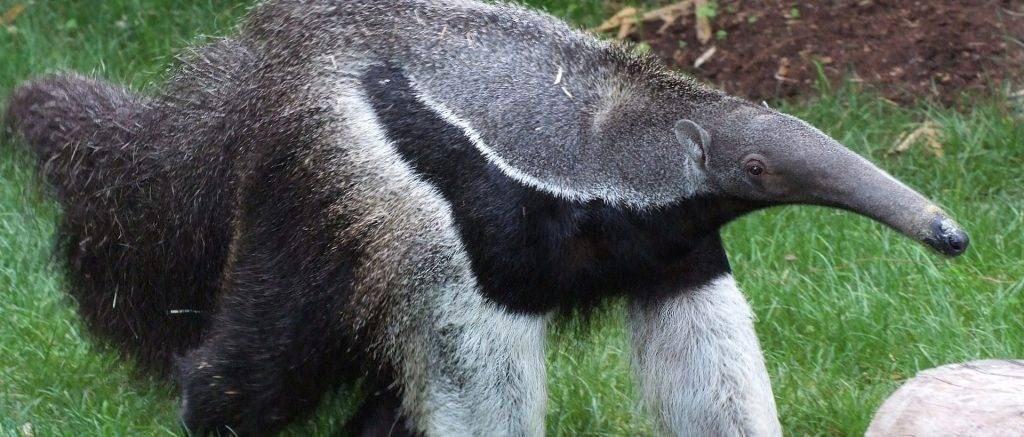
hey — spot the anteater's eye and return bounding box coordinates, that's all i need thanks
[746,161,765,176]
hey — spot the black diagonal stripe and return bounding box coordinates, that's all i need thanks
[361,63,731,313]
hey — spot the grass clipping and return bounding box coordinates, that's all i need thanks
[889,121,944,158]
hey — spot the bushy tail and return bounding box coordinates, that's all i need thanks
[6,74,148,191]
[5,73,230,375]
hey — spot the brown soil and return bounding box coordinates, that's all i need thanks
[632,0,1024,105]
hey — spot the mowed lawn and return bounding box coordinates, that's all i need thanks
[1,1,1022,435]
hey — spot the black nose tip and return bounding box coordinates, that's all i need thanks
[927,216,969,257]
[944,230,969,256]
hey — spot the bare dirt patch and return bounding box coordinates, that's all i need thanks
[627,0,1024,105]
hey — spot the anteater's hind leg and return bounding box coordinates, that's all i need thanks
[175,279,358,436]
[174,147,368,435]
[343,386,418,437]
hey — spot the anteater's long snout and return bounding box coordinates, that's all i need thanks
[808,145,970,257]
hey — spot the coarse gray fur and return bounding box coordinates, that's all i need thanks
[242,0,725,206]
[4,0,970,435]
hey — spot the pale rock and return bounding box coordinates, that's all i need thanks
[867,360,1024,436]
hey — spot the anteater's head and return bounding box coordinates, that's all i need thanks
[675,98,968,257]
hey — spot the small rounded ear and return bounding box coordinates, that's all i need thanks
[674,119,710,164]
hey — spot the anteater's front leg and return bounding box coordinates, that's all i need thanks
[627,236,781,436]
[391,284,549,436]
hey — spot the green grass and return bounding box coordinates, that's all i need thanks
[1,0,1022,435]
